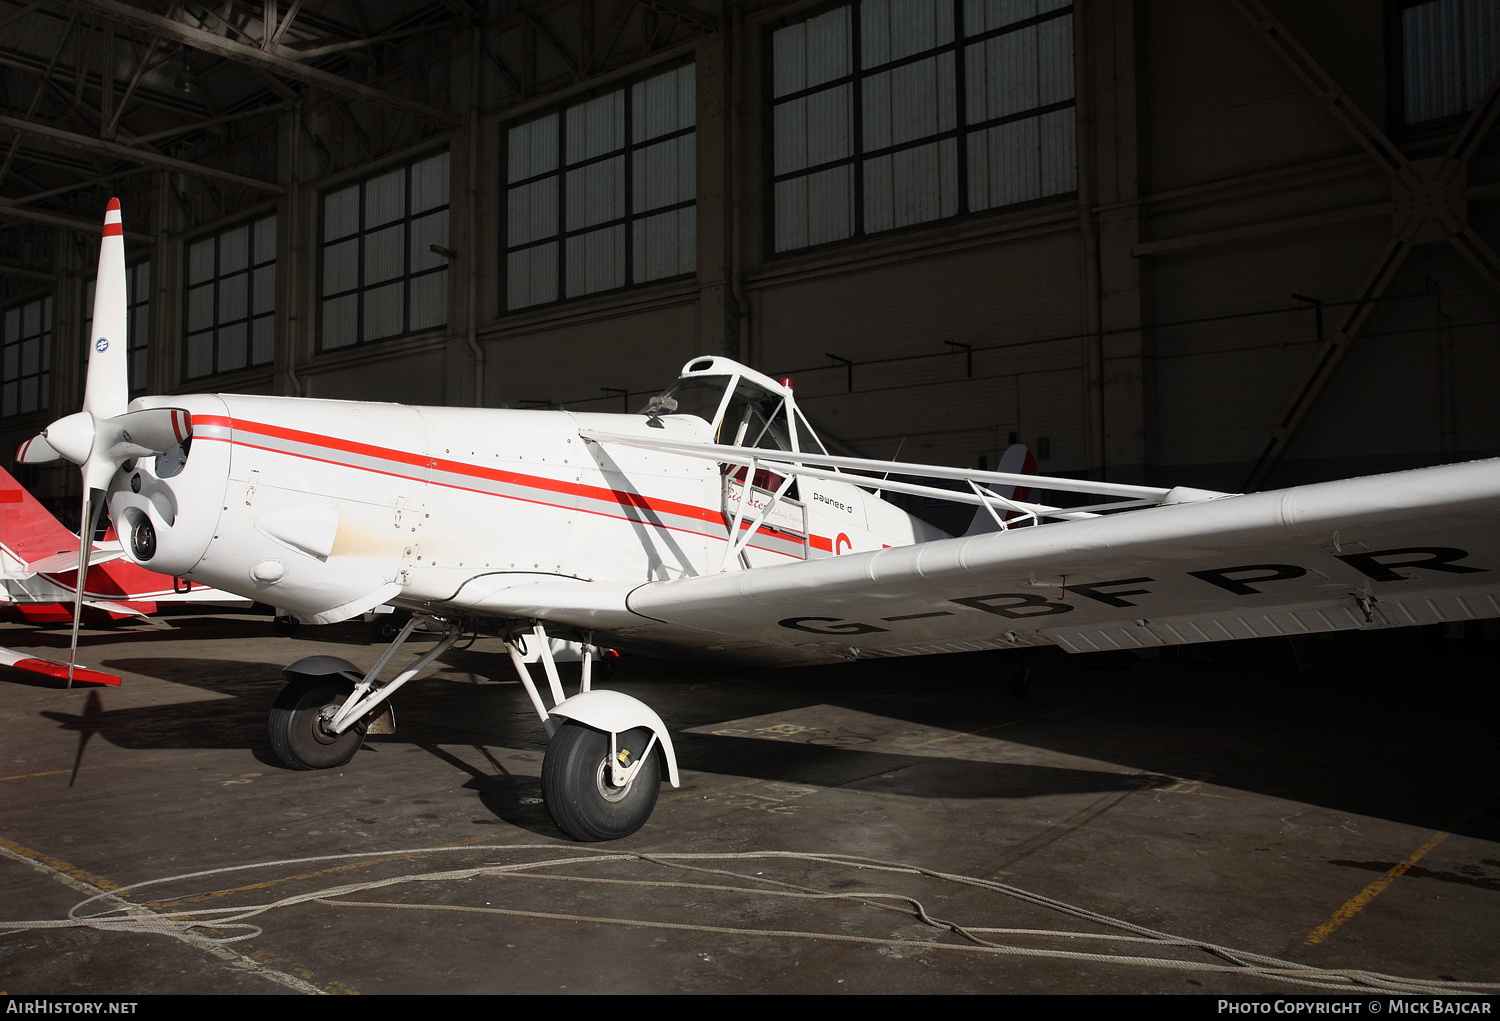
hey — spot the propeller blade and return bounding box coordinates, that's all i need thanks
[82,198,128,422]
[15,434,61,464]
[100,407,193,463]
[66,489,103,689]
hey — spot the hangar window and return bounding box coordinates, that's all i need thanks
[1392,0,1500,127]
[185,217,276,378]
[319,152,449,350]
[83,261,150,393]
[1,295,50,418]
[769,0,1076,253]
[503,62,697,311]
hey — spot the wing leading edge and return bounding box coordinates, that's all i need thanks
[603,458,1500,664]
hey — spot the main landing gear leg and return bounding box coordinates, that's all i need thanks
[507,625,681,841]
[267,613,459,770]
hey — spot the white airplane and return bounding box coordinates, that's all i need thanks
[17,200,1500,840]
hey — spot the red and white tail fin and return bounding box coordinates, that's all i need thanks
[0,465,83,572]
[964,442,1039,535]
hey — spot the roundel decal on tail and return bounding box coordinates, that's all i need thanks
[95,337,109,353]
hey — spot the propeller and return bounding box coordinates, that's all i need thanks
[12,199,192,686]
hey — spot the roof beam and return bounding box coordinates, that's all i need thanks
[71,0,461,126]
[0,112,284,193]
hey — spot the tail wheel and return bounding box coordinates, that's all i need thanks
[541,722,661,841]
[268,677,365,770]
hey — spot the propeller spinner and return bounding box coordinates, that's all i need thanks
[13,199,192,685]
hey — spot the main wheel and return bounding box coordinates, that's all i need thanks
[541,722,661,841]
[268,677,366,769]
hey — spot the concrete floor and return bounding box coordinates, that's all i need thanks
[0,613,1497,996]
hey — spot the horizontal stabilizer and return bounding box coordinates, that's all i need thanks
[0,646,121,686]
[26,548,124,575]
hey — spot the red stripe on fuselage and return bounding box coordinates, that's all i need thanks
[196,415,819,558]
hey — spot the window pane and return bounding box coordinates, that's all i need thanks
[773,86,853,175]
[565,225,625,296]
[862,0,953,66]
[252,315,275,365]
[409,269,447,331]
[220,225,249,274]
[188,239,215,284]
[773,7,851,97]
[410,210,449,273]
[364,224,405,285]
[863,53,955,152]
[187,284,214,332]
[566,156,625,231]
[566,90,625,163]
[253,265,276,315]
[363,281,405,341]
[322,295,358,349]
[323,239,359,296]
[218,273,248,324]
[507,243,558,309]
[324,184,360,239]
[365,168,405,227]
[508,114,559,181]
[133,261,150,301]
[633,135,694,212]
[774,166,854,251]
[254,216,277,262]
[632,63,696,143]
[411,152,450,214]
[864,138,958,232]
[217,322,247,372]
[634,206,695,281]
[186,331,214,377]
[508,178,559,246]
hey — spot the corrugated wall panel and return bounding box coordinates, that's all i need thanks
[567,91,625,163]
[411,152,450,214]
[632,63,695,142]
[1403,0,1500,123]
[509,115,559,181]
[773,7,851,98]
[566,225,625,296]
[507,245,558,309]
[565,157,624,230]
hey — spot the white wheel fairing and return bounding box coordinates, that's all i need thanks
[549,688,680,787]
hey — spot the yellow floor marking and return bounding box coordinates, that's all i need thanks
[919,695,1134,747]
[0,834,351,994]
[0,835,122,892]
[1304,800,1490,946]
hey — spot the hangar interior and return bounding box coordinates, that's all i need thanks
[0,0,1496,515]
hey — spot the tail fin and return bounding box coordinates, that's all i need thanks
[0,466,82,570]
[964,443,1039,535]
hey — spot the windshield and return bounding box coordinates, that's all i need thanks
[720,380,793,451]
[640,375,731,421]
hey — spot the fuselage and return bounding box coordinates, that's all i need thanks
[106,392,940,623]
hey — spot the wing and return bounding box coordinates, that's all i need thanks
[495,458,1500,665]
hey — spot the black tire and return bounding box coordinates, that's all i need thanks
[541,722,661,841]
[268,677,366,770]
[273,615,300,637]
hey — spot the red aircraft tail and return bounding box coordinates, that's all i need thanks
[0,465,82,569]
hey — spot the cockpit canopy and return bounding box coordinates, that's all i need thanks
[644,357,827,455]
